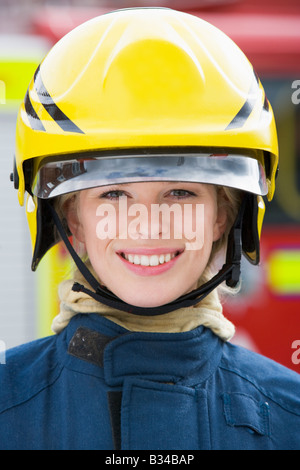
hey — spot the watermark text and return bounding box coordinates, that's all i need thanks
[95,199,205,250]
[0,80,5,105]
[291,340,300,366]
[0,340,6,364]
[291,80,300,105]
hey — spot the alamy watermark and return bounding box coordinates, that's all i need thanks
[95,199,205,251]
[291,80,300,105]
[291,340,300,366]
[0,80,5,105]
[0,340,6,365]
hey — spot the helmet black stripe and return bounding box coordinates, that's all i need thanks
[225,75,260,131]
[24,89,46,132]
[34,66,84,134]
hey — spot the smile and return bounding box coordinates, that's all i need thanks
[121,252,179,266]
[117,248,183,276]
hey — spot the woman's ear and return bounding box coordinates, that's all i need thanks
[64,195,85,243]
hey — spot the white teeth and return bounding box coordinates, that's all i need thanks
[123,252,177,266]
[128,254,134,264]
[141,255,150,266]
[150,255,158,266]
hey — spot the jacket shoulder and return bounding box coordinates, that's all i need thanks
[0,335,62,413]
[220,342,300,416]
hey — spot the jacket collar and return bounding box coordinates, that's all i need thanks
[60,313,224,387]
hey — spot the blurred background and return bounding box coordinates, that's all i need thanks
[0,0,299,372]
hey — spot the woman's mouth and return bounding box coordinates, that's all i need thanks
[117,249,183,275]
[121,252,179,266]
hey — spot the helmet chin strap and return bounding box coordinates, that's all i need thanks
[46,194,247,316]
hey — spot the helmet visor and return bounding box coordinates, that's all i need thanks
[32,153,268,199]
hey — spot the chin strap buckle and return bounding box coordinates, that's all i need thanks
[225,225,242,288]
[224,193,249,289]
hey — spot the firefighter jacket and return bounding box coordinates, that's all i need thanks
[0,313,299,450]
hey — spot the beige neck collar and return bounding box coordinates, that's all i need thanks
[52,265,235,342]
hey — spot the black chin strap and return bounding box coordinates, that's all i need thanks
[46,195,246,316]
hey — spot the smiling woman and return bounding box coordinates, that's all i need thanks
[60,181,226,309]
[2,7,300,451]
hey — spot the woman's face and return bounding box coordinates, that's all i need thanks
[66,181,227,308]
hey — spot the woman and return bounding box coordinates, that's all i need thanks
[2,8,300,450]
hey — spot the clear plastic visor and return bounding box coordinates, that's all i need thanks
[32,153,268,199]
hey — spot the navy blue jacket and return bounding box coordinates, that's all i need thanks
[0,313,299,450]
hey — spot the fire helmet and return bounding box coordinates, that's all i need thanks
[12,8,278,312]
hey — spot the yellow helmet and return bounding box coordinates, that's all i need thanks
[13,8,278,298]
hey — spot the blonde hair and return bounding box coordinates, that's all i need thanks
[200,185,242,303]
[54,184,242,308]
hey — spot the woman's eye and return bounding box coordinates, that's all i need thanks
[168,189,196,199]
[100,190,127,200]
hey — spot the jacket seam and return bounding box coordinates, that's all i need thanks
[0,363,64,415]
[219,363,300,417]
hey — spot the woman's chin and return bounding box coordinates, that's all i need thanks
[115,292,177,311]
[109,280,198,311]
